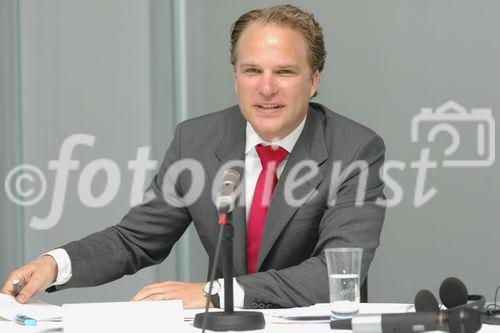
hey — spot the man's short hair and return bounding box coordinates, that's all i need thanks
[230,4,327,74]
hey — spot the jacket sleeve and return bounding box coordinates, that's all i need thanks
[53,124,193,290]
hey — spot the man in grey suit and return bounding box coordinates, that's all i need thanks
[2,5,385,309]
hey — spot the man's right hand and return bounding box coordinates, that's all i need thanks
[1,255,58,304]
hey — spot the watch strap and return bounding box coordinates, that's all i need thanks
[209,293,220,308]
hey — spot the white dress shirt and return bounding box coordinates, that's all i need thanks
[45,115,307,308]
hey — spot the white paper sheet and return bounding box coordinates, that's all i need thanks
[0,294,62,322]
[63,300,186,333]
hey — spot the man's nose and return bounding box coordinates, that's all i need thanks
[257,74,278,97]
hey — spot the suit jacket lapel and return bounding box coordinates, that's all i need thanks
[214,107,248,276]
[256,109,328,271]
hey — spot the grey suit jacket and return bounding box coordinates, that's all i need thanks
[57,102,386,308]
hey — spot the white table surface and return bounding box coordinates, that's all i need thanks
[1,303,499,332]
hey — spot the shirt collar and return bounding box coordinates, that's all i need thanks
[245,115,307,154]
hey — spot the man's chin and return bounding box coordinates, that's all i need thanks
[253,126,286,142]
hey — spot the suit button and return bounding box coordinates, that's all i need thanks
[258,303,266,309]
[266,304,273,309]
[251,302,258,309]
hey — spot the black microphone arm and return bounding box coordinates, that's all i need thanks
[194,169,266,331]
[330,308,482,333]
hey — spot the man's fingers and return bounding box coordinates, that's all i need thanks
[16,285,35,304]
[143,293,168,301]
[131,287,154,301]
[132,285,173,301]
[16,292,30,304]
[0,283,14,296]
[1,257,58,303]
[1,273,28,296]
[131,281,184,301]
[133,290,184,302]
[15,275,44,304]
[131,282,206,309]
[0,279,14,295]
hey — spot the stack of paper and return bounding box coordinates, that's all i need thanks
[0,294,62,322]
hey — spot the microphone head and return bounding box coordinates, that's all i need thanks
[439,277,468,309]
[221,169,240,186]
[215,169,241,213]
[415,289,440,312]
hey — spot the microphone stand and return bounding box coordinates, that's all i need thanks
[194,212,265,331]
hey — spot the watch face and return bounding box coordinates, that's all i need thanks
[204,281,220,295]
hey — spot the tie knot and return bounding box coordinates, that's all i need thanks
[255,144,289,171]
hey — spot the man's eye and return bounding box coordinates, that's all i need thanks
[245,68,260,73]
[278,70,294,75]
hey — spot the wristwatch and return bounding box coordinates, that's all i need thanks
[203,280,221,308]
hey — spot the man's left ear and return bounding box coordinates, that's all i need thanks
[310,70,320,97]
[233,71,238,94]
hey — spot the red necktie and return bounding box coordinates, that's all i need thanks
[246,144,289,274]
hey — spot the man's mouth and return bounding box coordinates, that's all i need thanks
[255,104,285,110]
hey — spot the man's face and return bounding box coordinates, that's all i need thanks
[234,22,320,142]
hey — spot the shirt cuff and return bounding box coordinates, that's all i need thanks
[41,248,73,286]
[217,278,245,309]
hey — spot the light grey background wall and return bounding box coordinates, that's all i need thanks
[1,0,182,305]
[0,0,24,279]
[1,0,498,305]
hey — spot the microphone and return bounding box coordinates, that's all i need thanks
[215,169,240,214]
[195,167,265,332]
[330,308,481,333]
